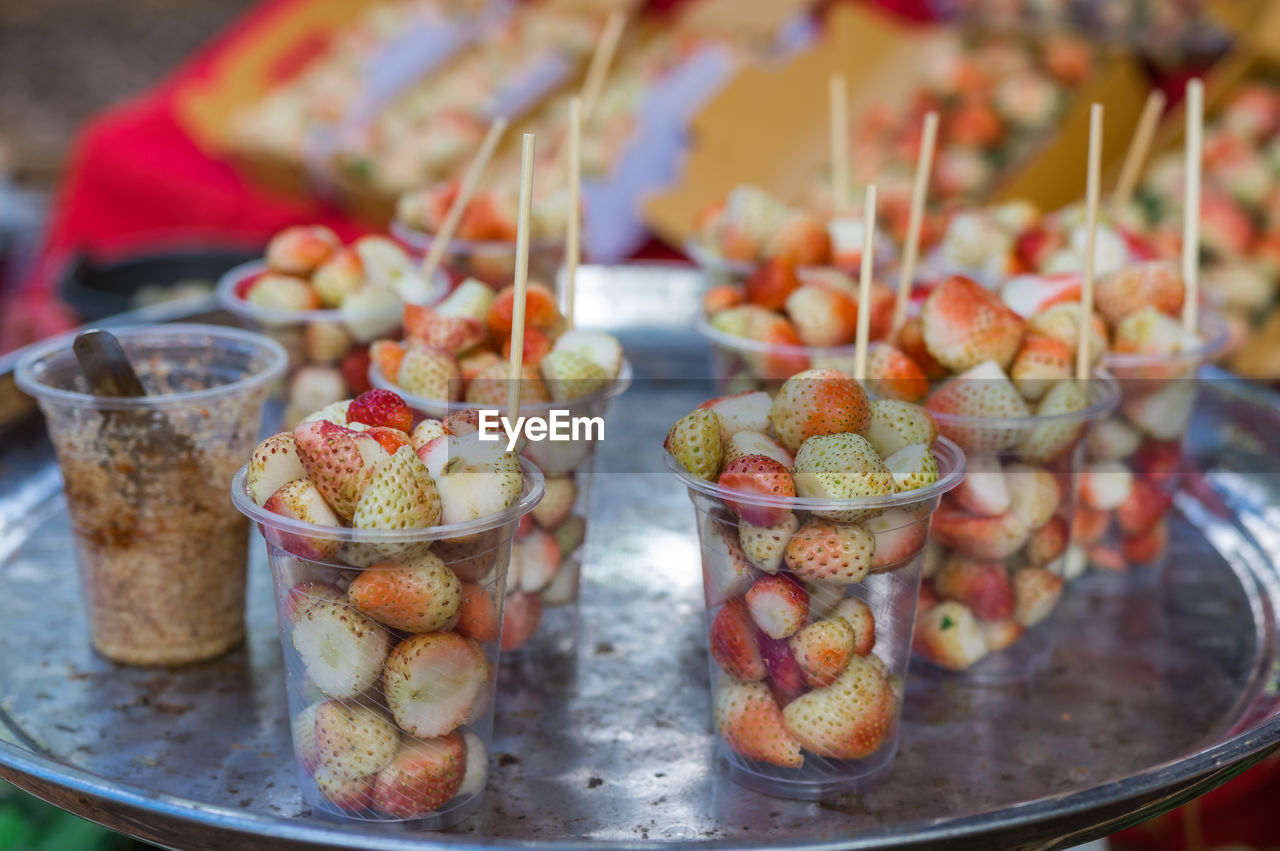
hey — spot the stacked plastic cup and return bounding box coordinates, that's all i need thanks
[1077,312,1229,592]
[918,373,1119,682]
[16,324,287,665]
[370,361,632,656]
[666,438,965,798]
[218,260,449,428]
[231,459,544,826]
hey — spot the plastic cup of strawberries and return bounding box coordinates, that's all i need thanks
[231,390,545,825]
[365,278,632,656]
[664,369,965,798]
[218,225,449,429]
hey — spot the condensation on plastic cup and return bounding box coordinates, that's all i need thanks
[16,323,287,666]
[369,359,632,658]
[231,458,544,827]
[921,372,1120,684]
[1079,311,1230,594]
[390,218,564,290]
[665,438,965,799]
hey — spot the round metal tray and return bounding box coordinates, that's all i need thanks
[1,267,1279,850]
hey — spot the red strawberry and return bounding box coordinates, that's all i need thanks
[784,520,876,585]
[717,454,796,527]
[1089,545,1128,573]
[946,99,1002,147]
[1071,506,1110,545]
[1116,479,1173,535]
[372,733,467,818]
[784,284,858,346]
[455,581,499,643]
[347,554,462,633]
[370,340,406,384]
[789,616,857,688]
[866,343,929,402]
[698,390,773,441]
[897,316,949,380]
[1025,516,1068,567]
[486,283,560,335]
[383,632,489,738]
[714,680,803,768]
[1131,440,1183,486]
[932,507,1029,559]
[1121,521,1167,564]
[744,258,802,310]
[745,574,809,639]
[703,284,744,314]
[1014,224,1063,271]
[500,592,542,652]
[757,633,806,702]
[710,598,766,681]
[772,212,831,266]
[934,555,1014,620]
[1094,260,1184,324]
[769,368,870,453]
[266,225,341,275]
[293,419,389,520]
[1011,567,1063,628]
[782,656,896,759]
[500,327,553,368]
[366,426,412,456]
[921,276,1025,372]
[348,390,412,433]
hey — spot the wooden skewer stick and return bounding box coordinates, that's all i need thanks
[829,74,850,216]
[580,10,627,124]
[853,184,878,382]
[1112,90,1166,210]
[563,97,582,329]
[1182,79,1204,335]
[891,111,939,336]
[419,116,509,282]
[507,133,538,424]
[1077,103,1104,382]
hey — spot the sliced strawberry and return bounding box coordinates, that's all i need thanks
[292,419,389,520]
[745,574,809,639]
[247,432,307,506]
[710,598,766,682]
[717,454,796,527]
[1121,520,1168,564]
[263,478,343,560]
[920,275,1025,372]
[1025,515,1068,567]
[370,340,406,384]
[1071,505,1110,545]
[291,600,390,699]
[383,632,489,738]
[932,507,1029,559]
[979,618,1025,652]
[284,580,345,624]
[514,528,562,594]
[703,284,744,314]
[866,508,927,568]
[757,633,806,702]
[366,426,412,456]
[486,282,560,335]
[1011,567,1063,628]
[913,601,989,670]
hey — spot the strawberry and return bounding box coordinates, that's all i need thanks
[351,446,441,530]
[552,515,587,557]
[1086,417,1142,460]
[896,316,949,379]
[1024,303,1107,367]
[1080,460,1134,511]
[862,399,939,459]
[532,476,578,530]
[500,592,542,652]
[704,284,744,314]
[710,598,766,681]
[465,362,551,407]
[372,733,467,818]
[1112,307,1200,357]
[287,367,347,426]
[865,343,930,402]
[784,284,859,346]
[954,454,1010,516]
[540,350,610,401]
[433,436,523,524]
[1011,567,1062,628]
[486,282,559,335]
[1016,378,1090,464]
[348,554,461,633]
[313,701,399,780]
[248,432,307,506]
[913,601,988,670]
[745,574,809,639]
[1025,516,1068,567]
[1010,334,1072,401]
[284,581,346,624]
[396,343,462,401]
[926,361,1031,453]
[934,555,1014,620]
[665,409,723,481]
[263,479,343,559]
[744,258,802,310]
[343,346,375,395]
[459,350,503,383]
[714,680,804,768]
[1121,521,1167,563]
[884,443,940,492]
[513,528,562,593]
[292,702,324,773]
[501,327,553,369]
[791,433,895,509]
[370,340,407,384]
[1071,505,1110,545]
[311,250,363,308]
[789,616,857,688]
[757,633,806,702]
[770,368,870,453]
[403,304,485,355]
[711,305,809,380]
[771,212,831,266]
[548,329,624,379]
[1089,545,1128,573]
[409,419,446,450]
[723,431,794,469]
[826,217,872,270]
[246,273,321,312]
[1004,462,1060,528]
[1000,272,1081,318]
[704,523,757,605]
[834,598,877,656]
[315,768,374,812]
[1094,260,1184,324]
[383,632,489,738]
[784,520,876,584]
[698,391,772,442]
[979,618,1025,652]
[291,599,390,699]
[1116,478,1173,534]
[866,508,927,568]
[436,277,495,322]
[717,454,796,527]
[305,321,352,364]
[457,731,487,800]
[921,276,1025,372]
[932,507,1029,559]
[266,225,341,276]
[1131,439,1184,483]
[782,655,896,759]
[454,581,499,642]
[348,389,413,433]
[738,514,799,574]
[366,426,412,456]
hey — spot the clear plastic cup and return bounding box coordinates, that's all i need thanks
[665,438,965,799]
[217,260,449,429]
[231,458,544,826]
[685,235,899,289]
[391,219,564,291]
[695,309,865,395]
[369,360,632,658]
[921,373,1119,683]
[1078,313,1229,593]
[15,324,287,666]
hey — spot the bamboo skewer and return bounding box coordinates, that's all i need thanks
[507,133,538,424]
[1112,90,1166,210]
[579,10,627,124]
[1182,79,1204,335]
[853,184,878,382]
[829,74,850,216]
[891,111,939,336]
[563,97,582,328]
[419,117,509,282]
[1077,104,1103,382]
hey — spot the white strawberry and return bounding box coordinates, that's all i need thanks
[782,655,896,759]
[383,633,489,738]
[714,680,803,768]
[371,733,467,818]
[293,419,389,520]
[339,285,402,343]
[1079,460,1133,511]
[703,523,757,604]
[396,343,462,401]
[833,597,877,655]
[410,418,446,451]
[456,731,488,799]
[288,366,347,421]
[913,601,988,670]
[522,435,593,477]
[1086,416,1142,460]
[314,768,374,812]
[861,400,939,458]
[313,701,399,779]
[884,444,940,493]
[263,479,343,560]
[300,400,350,427]
[953,454,1009,516]
[738,513,799,573]
[540,350,610,401]
[1017,378,1090,463]
[351,446,442,530]
[1011,567,1063,627]
[291,599,390,699]
[514,528,562,593]
[926,361,1031,452]
[1005,462,1060,529]
[292,702,324,774]
[432,433,523,524]
[1121,381,1196,440]
[436,278,494,322]
[792,433,895,522]
[548,329,623,378]
[305,321,353,364]
[531,476,577,530]
[789,617,857,688]
[698,391,772,441]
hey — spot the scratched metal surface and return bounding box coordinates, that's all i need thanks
[0,266,1278,851]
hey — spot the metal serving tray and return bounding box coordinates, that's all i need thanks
[0,266,1278,850]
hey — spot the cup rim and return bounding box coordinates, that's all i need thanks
[664,435,967,513]
[390,217,564,254]
[1102,309,1230,369]
[13,322,289,410]
[926,370,1121,429]
[369,357,634,418]
[232,455,546,543]
[216,259,450,326]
